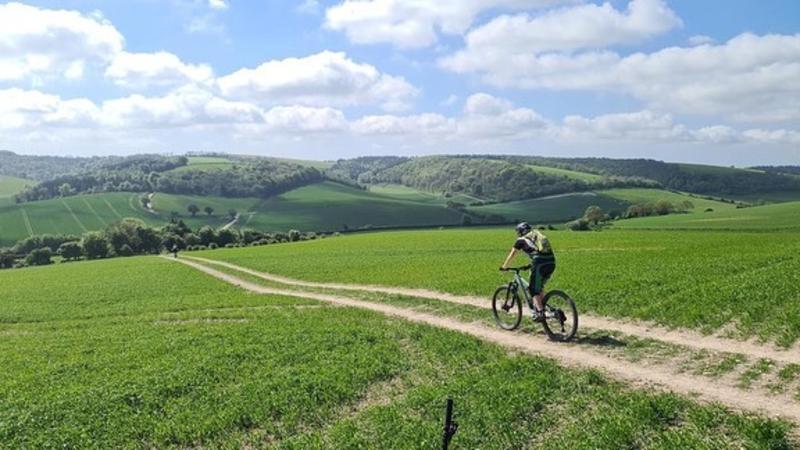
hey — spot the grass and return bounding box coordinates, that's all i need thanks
[612,201,800,230]
[150,193,259,229]
[0,192,164,246]
[0,257,795,448]
[468,192,628,223]
[168,156,236,173]
[528,164,605,182]
[244,181,463,232]
[599,188,736,213]
[0,175,33,198]
[195,226,800,347]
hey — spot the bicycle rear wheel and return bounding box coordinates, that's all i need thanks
[492,285,522,330]
[541,290,578,341]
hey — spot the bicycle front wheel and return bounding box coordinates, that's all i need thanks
[541,290,578,341]
[492,285,522,330]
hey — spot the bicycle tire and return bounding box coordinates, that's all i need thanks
[541,290,578,341]
[492,285,522,330]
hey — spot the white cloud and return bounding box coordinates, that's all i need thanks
[0,88,100,129]
[324,0,570,49]
[353,93,547,139]
[443,32,800,123]
[351,113,456,136]
[0,2,124,81]
[558,110,687,142]
[105,51,214,89]
[688,35,715,46]
[296,0,321,15]
[217,51,418,111]
[454,0,680,59]
[262,106,348,132]
[208,0,229,10]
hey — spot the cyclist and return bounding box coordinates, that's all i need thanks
[500,222,556,322]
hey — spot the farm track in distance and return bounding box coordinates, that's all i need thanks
[183,255,800,365]
[169,255,800,424]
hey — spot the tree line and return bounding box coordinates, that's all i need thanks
[0,218,330,270]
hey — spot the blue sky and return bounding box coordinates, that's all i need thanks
[1,0,798,165]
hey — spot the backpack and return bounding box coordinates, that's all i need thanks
[524,230,552,254]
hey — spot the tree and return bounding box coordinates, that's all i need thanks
[288,229,301,242]
[187,204,200,217]
[228,209,238,220]
[654,199,674,215]
[584,205,605,224]
[82,232,111,259]
[217,228,239,247]
[58,242,83,261]
[198,226,217,246]
[566,218,591,231]
[461,215,473,226]
[0,250,16,269]
[58,183,75,197]
[204,206,214,216]
[25,248,52,266]
[161,233,186,251]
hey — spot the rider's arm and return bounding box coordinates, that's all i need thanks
[500,248,517,270]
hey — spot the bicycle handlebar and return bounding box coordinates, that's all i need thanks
[499,265,532,272]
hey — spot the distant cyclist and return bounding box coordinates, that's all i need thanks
[500,222,556,322]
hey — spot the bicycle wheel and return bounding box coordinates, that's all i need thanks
[492,285,522,330]
[541,290,578,341]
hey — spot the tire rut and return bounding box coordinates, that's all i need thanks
[183,255,800,365]
[169,256,800,424]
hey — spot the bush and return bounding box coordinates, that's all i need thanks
[118,244,134,257]
[25,248,52,266]
[705,208,714,212]
[225,243,236,248]
[566,218,591,231]
[58,241,83,261]
[0,250,17,269]
[288,229,301,242]
[82,232,112,259]
[208,243,218,250]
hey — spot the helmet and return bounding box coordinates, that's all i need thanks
[515,222,532,236]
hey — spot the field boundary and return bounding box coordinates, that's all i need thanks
[19,207,34,236]
[60,199,88,232]
[166,255,800,424]
[183,255,800,364]
[82,198,108,226]
[102,197,124,220]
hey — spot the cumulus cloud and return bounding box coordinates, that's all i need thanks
[558,110,687,142]
[443,32,800,123]
[105,51,214,89]
[351,113,456,136]
[0,88,100,129]
[208,0,229,10]
[453,0,680,60]
[217,51,418,111]
[0,2,124,81]
[324,0,570,49]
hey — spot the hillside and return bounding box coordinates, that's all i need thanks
[612,201,800,230]
[0,175,33,198]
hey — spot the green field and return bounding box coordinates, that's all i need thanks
[196,223,800,347]
[468,192,628,223]
[243,181,464,232]
[612,201,800,231]
[0,175,33,198]
[0,192,164,246]
[150,193,258,229]
[0,256,794,448]
[168,156,236,173]
[528,164,604,182]
[599,188,736,212]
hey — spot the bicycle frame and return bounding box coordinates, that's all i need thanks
[508,271,535,310]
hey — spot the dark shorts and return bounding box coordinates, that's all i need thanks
[530,255,556,295]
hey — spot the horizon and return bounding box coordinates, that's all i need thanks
[1,1,799,166]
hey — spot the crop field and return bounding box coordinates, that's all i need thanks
[0,175,33,198]
[168,156,236,173]
[598,188,736,212]
[0,192,161,246]
[150,193,259,228]
[613,201,800,231]
[468,192,628,223]
[244,181,464,232]
[0,256,794,448]
[527,164,605,182]
[196,224,800,347]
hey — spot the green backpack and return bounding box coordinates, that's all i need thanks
[523,230,553,254]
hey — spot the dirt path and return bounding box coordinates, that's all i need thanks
[220,213,240,231]
[167,256,800,423]
[183,255,800,365]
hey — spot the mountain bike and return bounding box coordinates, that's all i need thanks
[493,265,578,341]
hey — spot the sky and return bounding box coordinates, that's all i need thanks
[0,0,798,166]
